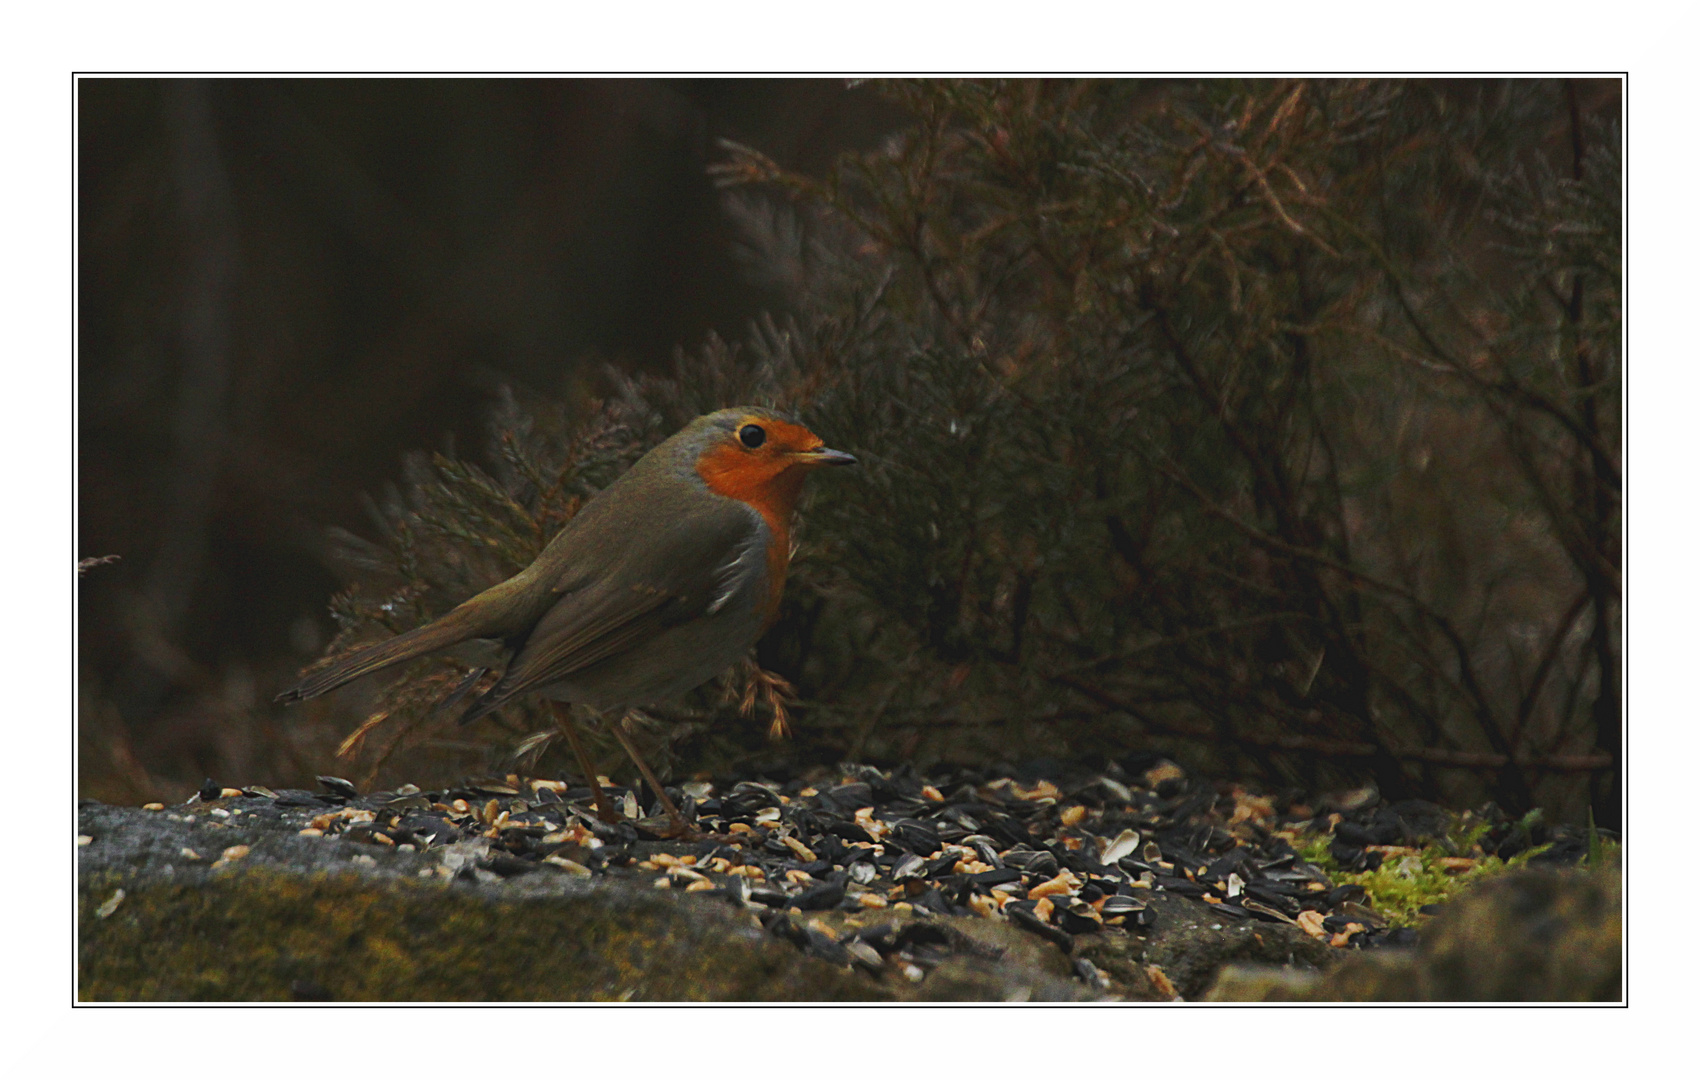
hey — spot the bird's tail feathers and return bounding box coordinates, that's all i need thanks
[276,614,482,704]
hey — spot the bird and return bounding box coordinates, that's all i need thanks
[277,406,855,836]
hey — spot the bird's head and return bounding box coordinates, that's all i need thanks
[688,407,856,523]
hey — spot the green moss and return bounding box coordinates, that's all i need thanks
[78,867,885,1002]
[1333,847,1544,928]
[1288,809,1619,929]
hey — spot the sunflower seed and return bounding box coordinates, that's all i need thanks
[1099,828,1141,865]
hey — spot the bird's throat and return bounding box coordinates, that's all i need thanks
[696,445,808,620]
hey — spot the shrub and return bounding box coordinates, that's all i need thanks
[306,79,1620,823]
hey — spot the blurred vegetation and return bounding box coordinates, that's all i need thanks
[77,79,909,805]
[298,79,1618,826]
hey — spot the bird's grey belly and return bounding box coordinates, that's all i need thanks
[533,602,767,709]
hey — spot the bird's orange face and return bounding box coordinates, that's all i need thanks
[695,414,855,617]
[695,415,854,526]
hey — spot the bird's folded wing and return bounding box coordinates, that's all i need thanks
[460,503,759,720]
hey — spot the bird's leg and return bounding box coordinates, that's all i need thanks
[604,711,697,840]
[549,701,621,825]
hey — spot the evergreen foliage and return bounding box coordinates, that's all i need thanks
[307,79,1619,823]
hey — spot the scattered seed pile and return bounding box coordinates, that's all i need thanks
[154,759,1593,987]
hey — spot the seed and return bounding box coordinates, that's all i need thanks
[1099,895,1146,916]
[94,888,125,919]
[1060,805,1086,827]
[1098,828,1141,865]
[1029,871,1079,900]
[544,855,592,876]
[1297,910,1327,938]
[142,803,165,811]
[1060,898,1103,928]
[845,940,884,969]
[783,836,817,862]
[891,852,926,882]
[1145,964,1180,1000]
[297,828,324,838]
[1097,777,1134,805]
[1329,923,1366,947]
[968,893,997,918]
[1143,761,1184,788]
[653,877,672,889]
[1033,896,1054,922]
[858,893,888,909]
[921,785,944,802]
[219,787,244,799]
[181,848,201,860]
[76,835,92,847]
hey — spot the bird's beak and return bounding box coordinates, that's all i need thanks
[799,446,857,467]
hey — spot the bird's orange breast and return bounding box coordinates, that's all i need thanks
[695,441,811,622]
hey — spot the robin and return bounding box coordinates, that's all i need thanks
[277,407,855,836]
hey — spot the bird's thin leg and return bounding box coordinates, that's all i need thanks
[549,701,621,825]
[604,711,694,839]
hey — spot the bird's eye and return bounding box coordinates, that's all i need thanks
[738,424,766,449]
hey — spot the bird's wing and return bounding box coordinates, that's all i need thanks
[459,501,761,721]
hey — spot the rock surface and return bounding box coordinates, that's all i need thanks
[78,777,1619,1002]
[77,801,1088,1001]
[1206,867,1622,1001]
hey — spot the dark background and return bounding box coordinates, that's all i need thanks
[78,78,1620,827]
[78,78,908,803]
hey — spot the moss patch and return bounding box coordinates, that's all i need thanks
[1285,811,1620,928]
[78,867,884,1002]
